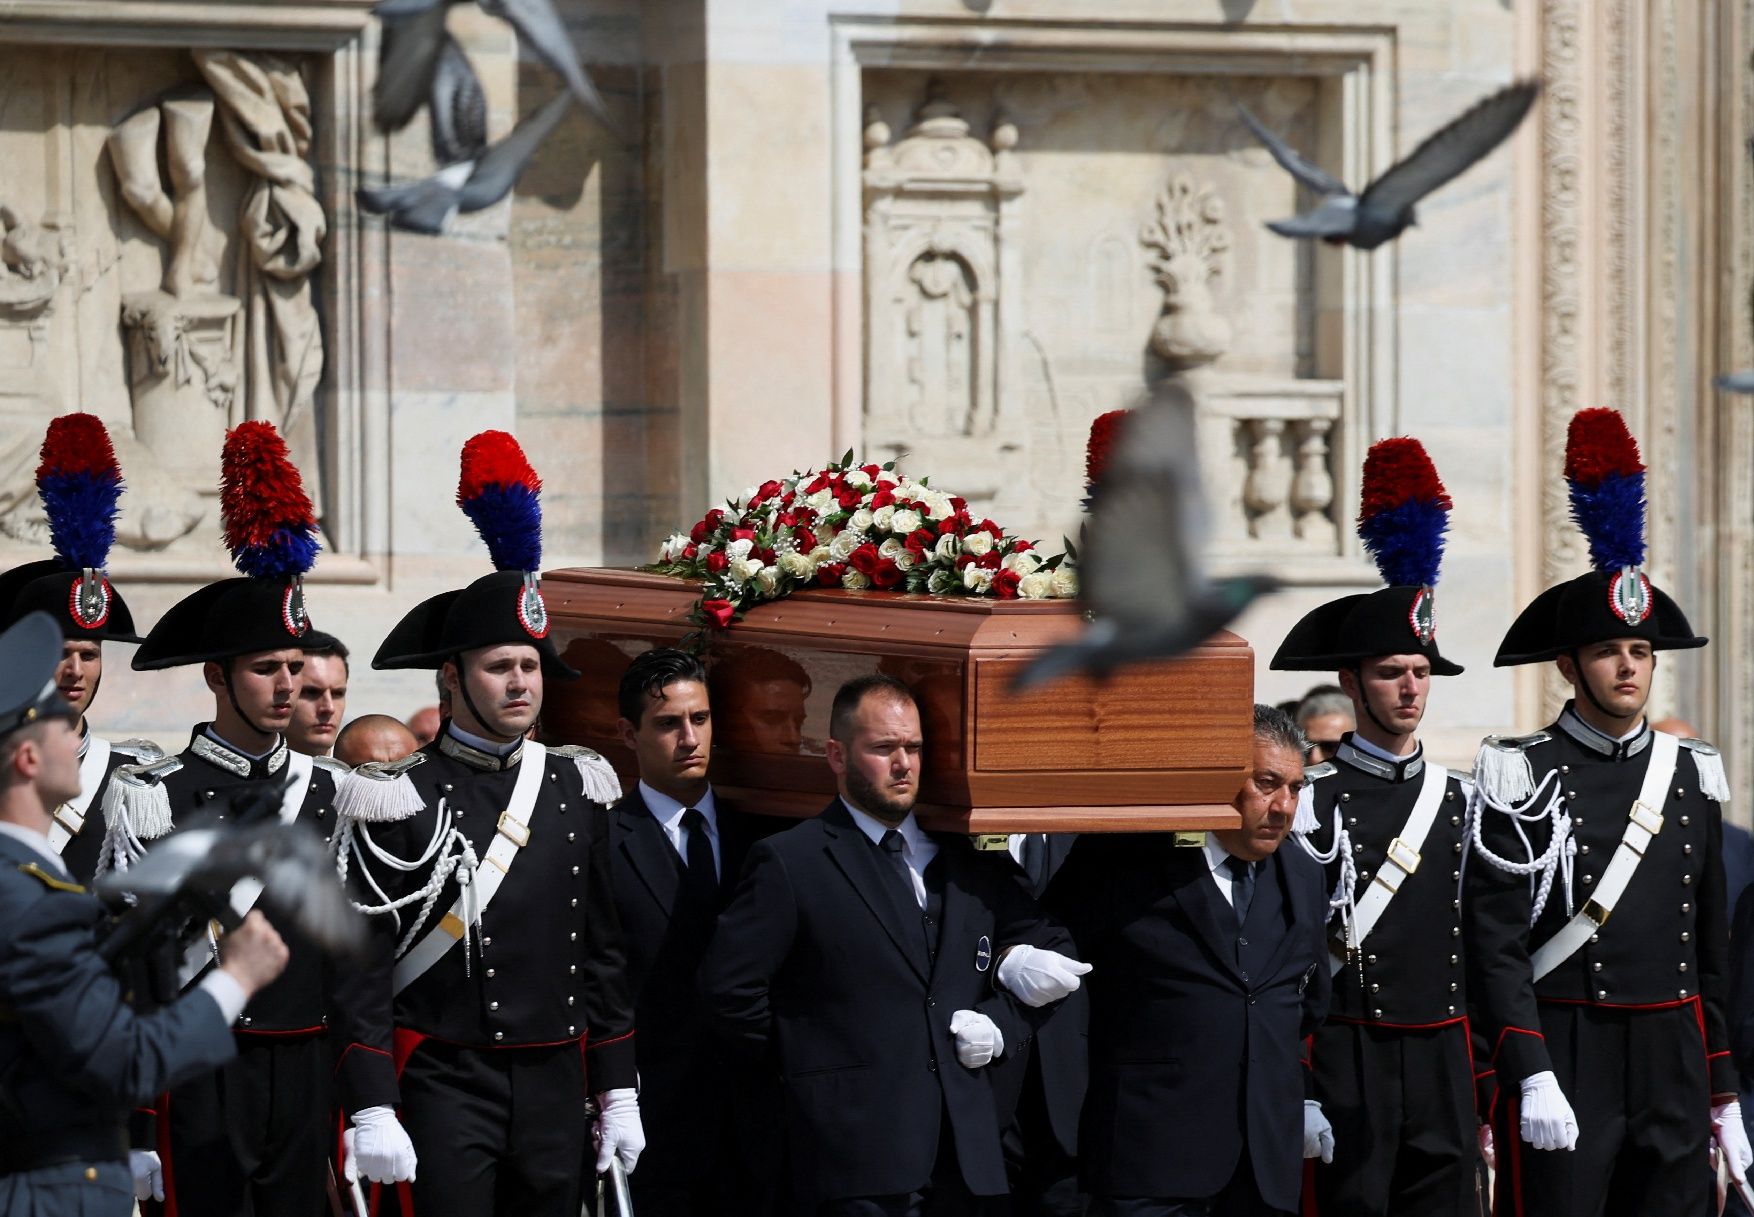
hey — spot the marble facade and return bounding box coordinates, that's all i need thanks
[0,0,1750,810]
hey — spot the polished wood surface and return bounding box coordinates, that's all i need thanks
[542,568,1251,832]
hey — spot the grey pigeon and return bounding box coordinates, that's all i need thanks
[1239,79,1540,249]
[370,0,613,136]
[1012,379,1276,690]
[358,88,572,233]
[96,820,367,959]
[1715,371,1754,394]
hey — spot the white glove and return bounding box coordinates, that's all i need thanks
[593,1088,645,1174]
[1302,1100,1334,1163]
[344,1105,418,1184]
[129,1149,164,1202]
[949,1008,1005,1068]
[1478,1122,1496,1170]
[1518,1070,1579,1151]
[995,945,1092,1008]
[1714,1101,1754,1184]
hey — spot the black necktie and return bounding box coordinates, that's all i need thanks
[681,808,717,901]
[880,829,921,910]
[1226,855,1256,926]
[1020,832,1050,895]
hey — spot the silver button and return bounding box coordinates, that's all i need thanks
[1453,899,1461,910]
[1453,842,1463,855]
[570,931,578,942]
[443,783,454,793]
[1683,874,1693,885]
[1448,1005,1456,1015]
[1373,1008,1384,1018]
[1593,962,1603,972]
[1449,954,1458,965]
[489,1001,499,1011]
[486,968,496,979]
[570,965,578,975]
[571,865,580,876]
[1583,875,1595,886]
[1561,765,1570,774]
[1681,815,1691,827]
[559,803,568,811]
[1683,844,1693,855]
[550,773,558,782]
[1683,902,1693,914]
[1451,927,1461,938]
[1590,933,1600,944]
[570,897,579,908]
[1682,932,1691,942]
[1679,962,1689,973]
[1597,989,1607,999]
[1370,983,1380,993]
[1451,815,1461,826]
[494,1031,504,1042]
[1448,982,1458,992]
[1447,791,1456,802]
[1452,870,1461,881]
[1348,817,1359,828]
[1580,845,1590,856]
[1366,954,1377,965]
[567,995,576,1007]
[1567,791,1577,801]
[568,1025,576,1035]
[1680,989,1690,998]
[1341,793,1351,802]
[1676,788,1686,798]
[240,1016,252,1027]
[482,936,493,947]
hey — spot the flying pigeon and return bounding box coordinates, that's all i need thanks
[1238,79,1541,249]
[370,0,613,137]
[358,88,573,234]
[1012,379,1277,690]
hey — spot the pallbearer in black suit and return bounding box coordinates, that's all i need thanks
[127,422,406,1216]
[0,415,167,887]
[608,646,782,1217]
[1272,438,1486,1217]
[0,610,291,1217]
[1468,409,1749,1217]
[984,831,1087,1217]
[700,674,1088,1216]
[1048,704,1330,1217]
[333,431,642,1217]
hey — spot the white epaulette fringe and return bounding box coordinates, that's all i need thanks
[334,754,427,824]
[549,744,624,806]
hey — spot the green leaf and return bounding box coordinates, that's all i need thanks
[839,448,855,468]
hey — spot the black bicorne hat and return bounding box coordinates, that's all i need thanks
[133,421,334,671]
[372,432,578,681]
[1494,409,1704,667]
[1271,438,1464,676]
[0,416,146,644]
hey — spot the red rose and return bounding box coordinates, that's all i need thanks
[705,551,729,573]
[871,559,904,589]
[795,507,818,528]
[977,550,1002,570]
[793,527,817,549]
[805,473,831,494]
[950,496,968,512]
[956,553,977,569]
[700,599,737,628]
[862,464,882,478]
[751,479,785,505]
[836,487,862,510]
[1011,539,1034,552]
[993,569,1022,599]
[978,519,1003,537]
[730,526,757,544]
[816,562,847,586]
[682,543,698,560]
[870,486,896,510]
[904,528,935,557]
[849,542,882,575]
[689,520,710,543]
[756,547,777,565]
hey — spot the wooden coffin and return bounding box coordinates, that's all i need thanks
[541,568,1252,833]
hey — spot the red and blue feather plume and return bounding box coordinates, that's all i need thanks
[221,421,322,580]
[35,413,123,572]
[457,431,542,573]
[1356,438,1452,588]
[1563,408,1646,572]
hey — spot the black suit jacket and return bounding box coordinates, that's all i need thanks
[983,834,1088,1157]
[1047,835,1329,1210]
[699,799,1072,1204]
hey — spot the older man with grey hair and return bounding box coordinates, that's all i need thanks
[1048,704,1330,1216]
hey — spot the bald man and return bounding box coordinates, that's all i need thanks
[335,715,419,766]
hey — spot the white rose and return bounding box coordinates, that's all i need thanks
[829,530,864,560]
[778,550,816,579]
[725,537,754,562]
[932,533,961,562]
[890,509,923,535]
[808,546,832,565]
[845,469,873,489]
[814,522,836,546]
[661,532,690,561]
[962,565,995,593]
[894,549,916,572]
[728,557,763,585]
[850,508,875,532]
[1017,571,1054,600]
[1002,550,1042,577]
[754,567,780,596]
[842,570,872,591]
[927,569,956,595]
[1050,567,1079,598]
[877,468,901,485]
[878,538,907,562]
[807,489,835,512]
[900,481,928,500]
[872,505,896,532]
[963,530,994,556]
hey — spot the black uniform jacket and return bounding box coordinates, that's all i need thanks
[1302,739,1478,1026]
[981,834,1088,1158]
[698,799,1071,1204]
[1046,833,1329,1211]
[159,729,397,1111]
[1468,709,1736,1099]
[58,735,161,884]
[352,735,638,1092]
[0,832,236,1165]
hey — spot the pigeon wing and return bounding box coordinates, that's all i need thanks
[1715,371,1754,394]
[486,0,614,131]
[1266,196,1360,239]
[1359,79,1540,220]
[372,2,451,132]
[357,162,471,234]
[1237,103,1348,197]
[429,36,488,165]
[455,90,575,214]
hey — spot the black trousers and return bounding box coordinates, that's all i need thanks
[1494,1002,1711,1217]
[626,1065,787,1217]
[400,1039,590,1217]
[815,1109,989,1217]
[1089,1149,1290,1217]
[1309,1019,1477,1217]
[998,1048,1084,1217]
[160,1033,329,1217]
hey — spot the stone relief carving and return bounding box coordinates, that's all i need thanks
[0,205,74,543]
[1140,173,1233,369]
[863,86,1024,504]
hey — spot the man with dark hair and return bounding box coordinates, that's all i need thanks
[1048,704,1329,1217]
[701,673,1088,1216]
[608,646,783,1216]
[0,609,292,1216]
[290,641,349,758]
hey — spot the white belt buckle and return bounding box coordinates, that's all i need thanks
[1385,836,1422,875]
[1629,800,1664,836]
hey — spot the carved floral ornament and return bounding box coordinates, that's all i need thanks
[1140,173,1233,369]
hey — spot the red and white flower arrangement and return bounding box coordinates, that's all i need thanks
[650,453,1076,631]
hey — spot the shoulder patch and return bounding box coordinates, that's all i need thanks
[1472,733,1547,806]
[1482,730,1552,752]
[17,862,84,894]
[1303,761,1337,783]
[1678,737,1732,802]
[109,738,167,763]
[312,755,351,775]
[548,744,624,806]
[1678,736,1720,757]
[335,754,428,824]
